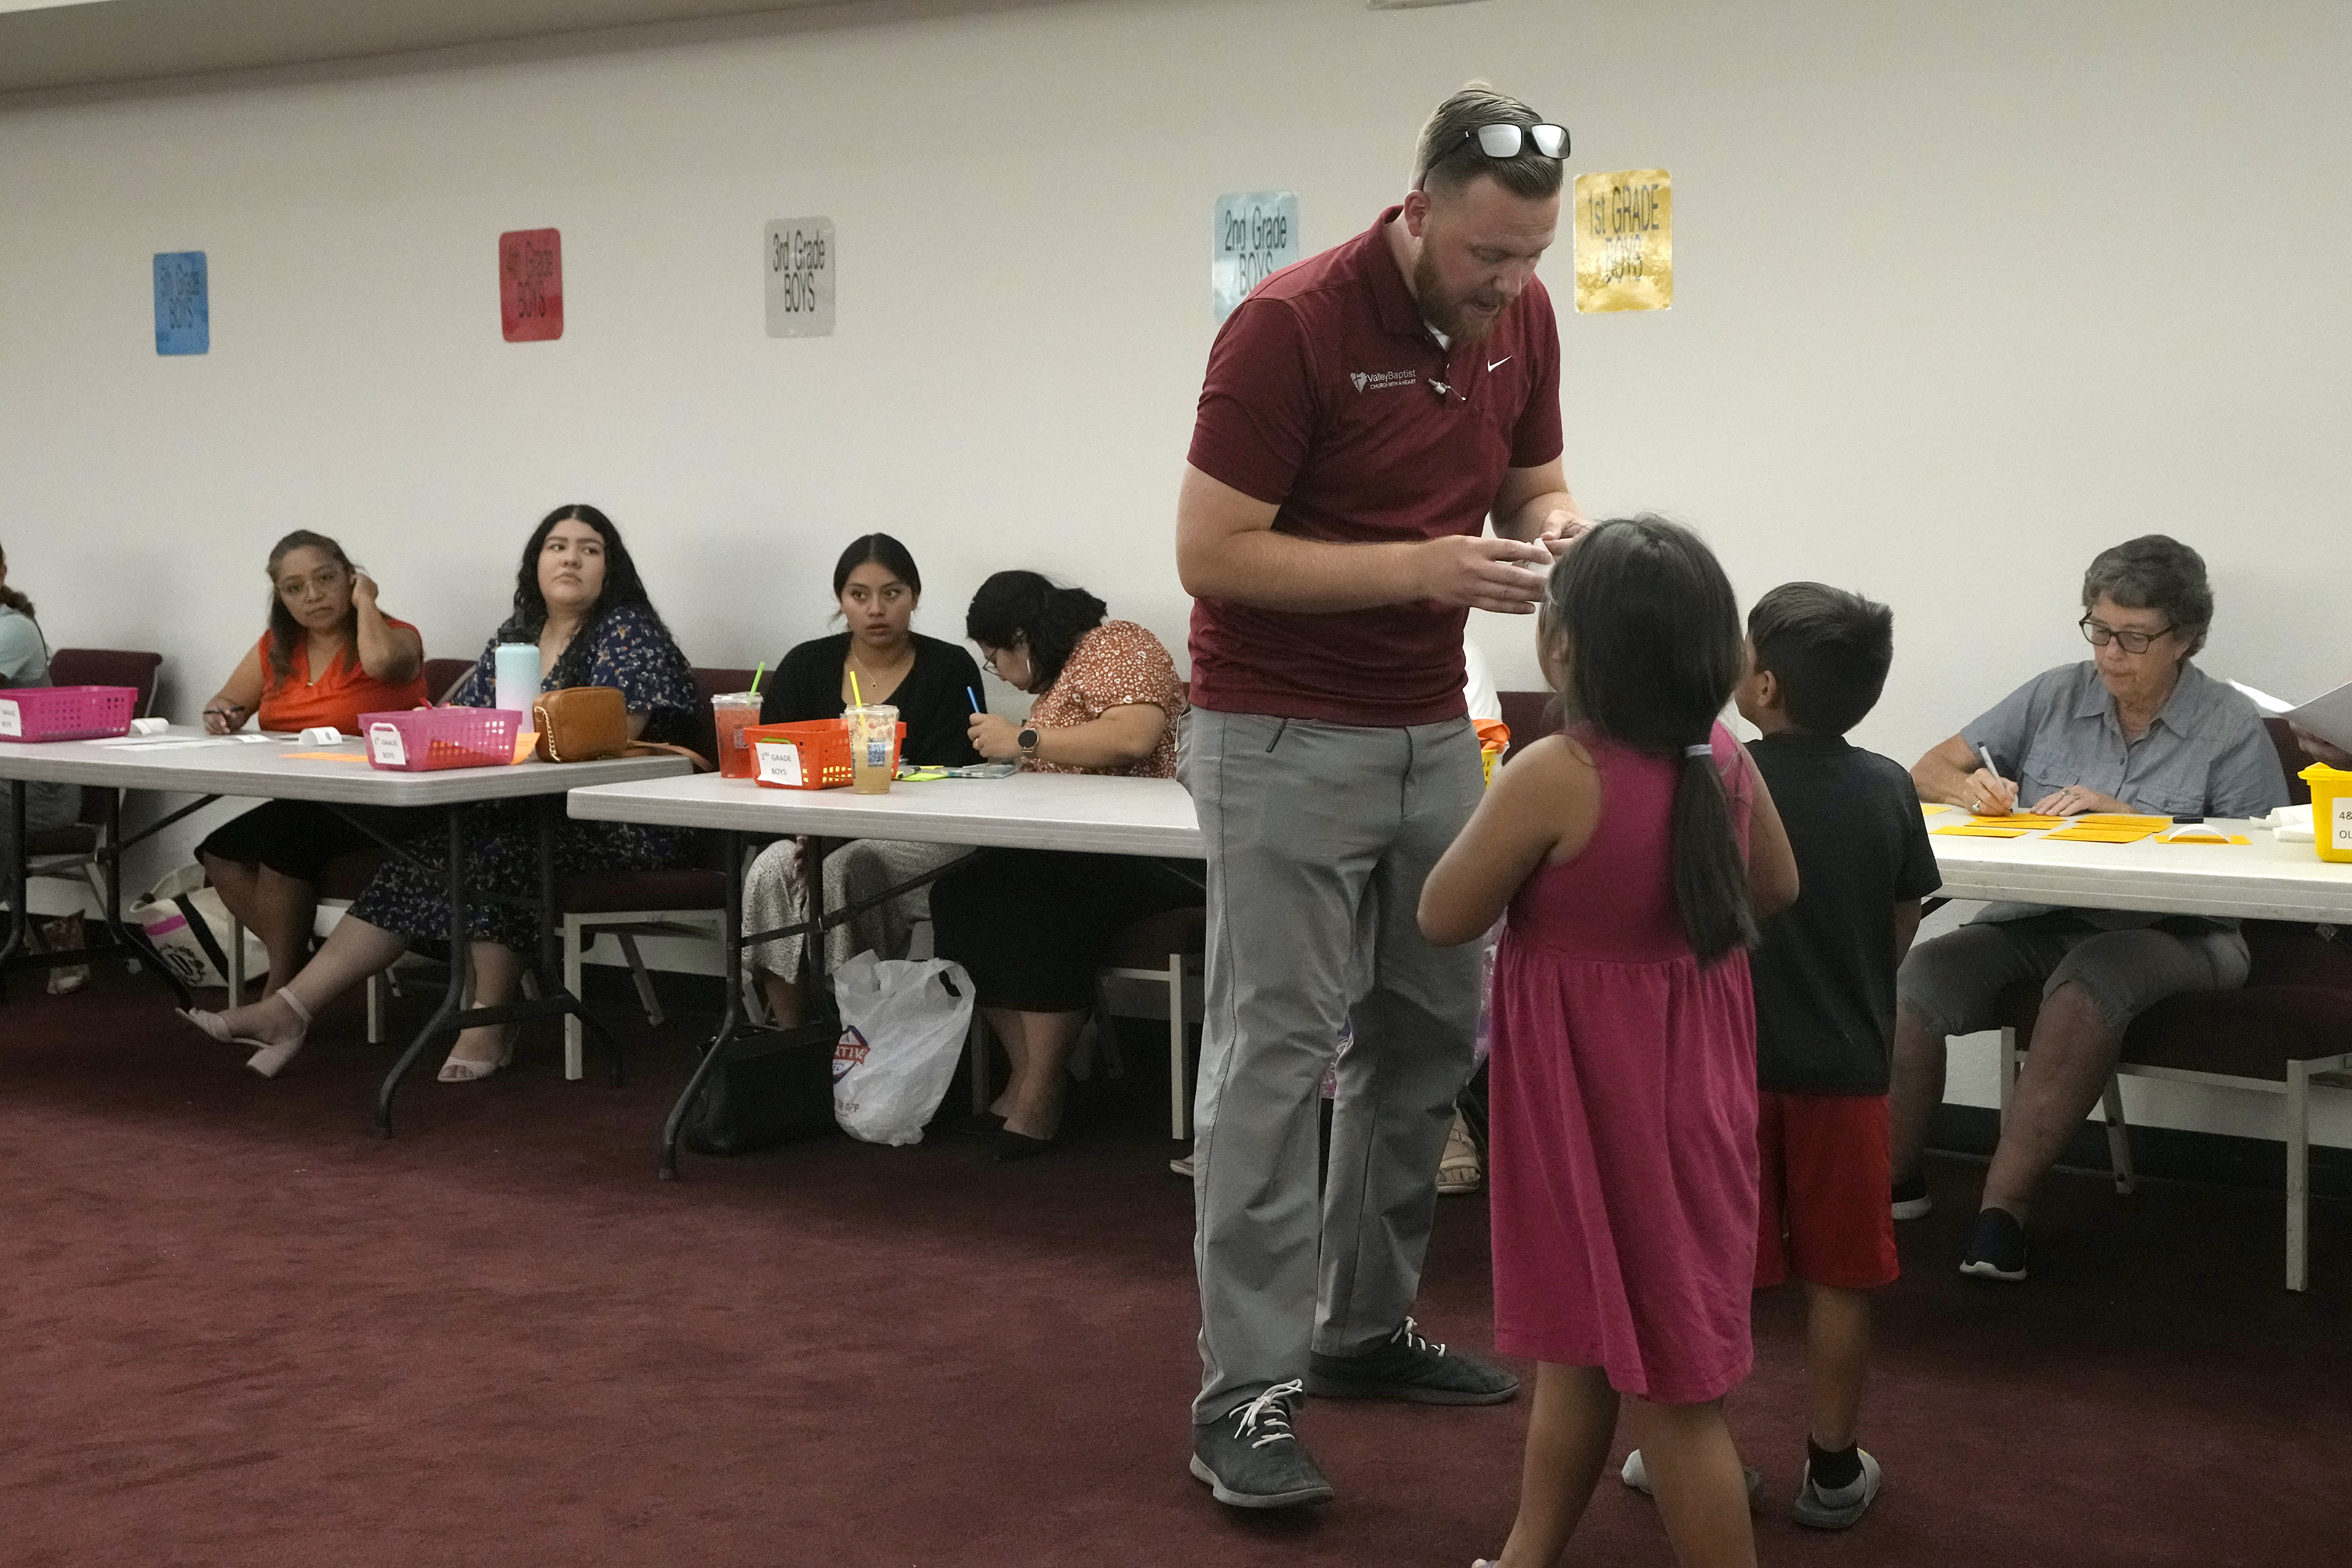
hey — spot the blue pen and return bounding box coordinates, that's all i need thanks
[968,686,982,713]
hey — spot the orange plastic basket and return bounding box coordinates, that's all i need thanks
[746,719,905,791]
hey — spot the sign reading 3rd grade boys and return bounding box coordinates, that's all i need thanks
[766,218,836,337]
[1573,169,1673,314]
[1213,191,1301,323]
[499,228,564,342]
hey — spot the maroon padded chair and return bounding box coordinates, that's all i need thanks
[552,666,756,1074]
[27,648,164,862]
[1496,689,1554,764]
[1993,921,2352,1290]
[2266,716,2315,807]
[421,657,474,706]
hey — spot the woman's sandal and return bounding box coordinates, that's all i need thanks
[1437,1109,1483,1196]
[438,1028,517,1083]
[179,989,312,1078]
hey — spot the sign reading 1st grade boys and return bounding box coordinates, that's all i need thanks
[766,218,836,338]
[1213,191,1301,323]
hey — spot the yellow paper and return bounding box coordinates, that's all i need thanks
[2157,832,2251,845]
[2044,826,2161,843]
[2072,814,2171,830]
[1921,804,1952,817]
[511,729,539,765]
[282,751,369,762]
[1574,169,1672,313]
[1935,824,2036,839]
[1971,813,2065,828]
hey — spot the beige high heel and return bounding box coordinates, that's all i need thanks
[244,989,312,1078]
[438,1028,517,1083]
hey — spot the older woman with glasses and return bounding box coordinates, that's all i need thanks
[1890,534,2288,1284]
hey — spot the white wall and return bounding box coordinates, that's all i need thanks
[5,0,2349,1144]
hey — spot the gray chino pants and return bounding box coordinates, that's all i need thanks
[1182,708,1485,1424]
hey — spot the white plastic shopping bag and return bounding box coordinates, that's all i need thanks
[831,951,976,1145]
[128,864,266,991]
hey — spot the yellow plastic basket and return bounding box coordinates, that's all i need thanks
[2301,764,2352,864]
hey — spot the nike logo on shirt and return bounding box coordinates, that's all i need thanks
[1487,357,1512,372]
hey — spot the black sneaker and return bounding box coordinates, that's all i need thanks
[1959,1207,2028,1282]
[1889,1173,1932,1221]
[1304,1317,1519,1405]
[1189,1381,1334,1509]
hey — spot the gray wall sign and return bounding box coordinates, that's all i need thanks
[765,218,836,337]
[1212,191,1300,322]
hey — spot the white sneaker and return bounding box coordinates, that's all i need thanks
[1792,1450,1882,1529]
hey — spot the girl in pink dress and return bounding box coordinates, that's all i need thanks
[1421,518,1798,1568]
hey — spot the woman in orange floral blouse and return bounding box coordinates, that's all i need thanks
[935,572,1198,1160]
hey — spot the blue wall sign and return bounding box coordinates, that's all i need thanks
[154,252,209,355]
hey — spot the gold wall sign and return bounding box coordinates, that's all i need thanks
[1573,169,1672,313]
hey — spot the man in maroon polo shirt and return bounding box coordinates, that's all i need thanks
[1178,86,1588,1511]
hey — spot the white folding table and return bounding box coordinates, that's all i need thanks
[0,728,690,1133]
[566,771,1203,1175]
[1921,813,2352,923]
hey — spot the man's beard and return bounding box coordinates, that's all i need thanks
[1413,246,1503,344]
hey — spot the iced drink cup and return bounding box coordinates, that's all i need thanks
[848,704,899,794]
[712,693,762,779]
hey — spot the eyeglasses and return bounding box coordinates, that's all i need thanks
[2079,615,2176,654]
[1454,123,1570,161]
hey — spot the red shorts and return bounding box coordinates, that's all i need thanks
[1754,1091,1900,1291]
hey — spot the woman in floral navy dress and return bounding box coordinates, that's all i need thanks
[180,504,698,1083]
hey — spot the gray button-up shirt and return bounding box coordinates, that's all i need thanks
[1961,659,2289,927]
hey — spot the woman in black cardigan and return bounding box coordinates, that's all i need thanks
[743,534,987,1026]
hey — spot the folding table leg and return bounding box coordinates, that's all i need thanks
[2100,1076,2136,1195]
[1,781,25,986]
[1997,1026,2018,1126]
[2287,1064,2310,1292]
[969,1010,994,1115]
[661,831,747,1180]
[376,807,467,1137]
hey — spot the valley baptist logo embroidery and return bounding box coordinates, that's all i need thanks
[1351,368,1419,393]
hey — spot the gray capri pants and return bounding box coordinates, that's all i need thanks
[1896,911,2251,1040]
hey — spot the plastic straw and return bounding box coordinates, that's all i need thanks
[849,669,864,708]
[748,661,765,694]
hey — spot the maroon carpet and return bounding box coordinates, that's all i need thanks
[2,966,2344,1567]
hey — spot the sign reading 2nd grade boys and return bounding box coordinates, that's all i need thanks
[1573,169,1673,314]
[153,252,209,355]
[1212,191,1301,323]
[499,228,564,342]
[765,218,836,338]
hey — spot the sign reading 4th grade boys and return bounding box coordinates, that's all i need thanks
[1213,192,1301,323]
[154,252,208,355]
[766,218,836,337]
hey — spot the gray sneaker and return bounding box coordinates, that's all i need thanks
[1304,1317,1519,1405]
[1189,1381,1334,1510]
[1620,1448,1767,1512]
[1792,1450,1882,1529]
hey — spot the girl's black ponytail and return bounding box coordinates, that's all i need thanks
[1545,517,1756,964]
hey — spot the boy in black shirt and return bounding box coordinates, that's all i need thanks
[1736,583,1940,1528]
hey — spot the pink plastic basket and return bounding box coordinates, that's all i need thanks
[0,685,137,743]
[359,708,523,772]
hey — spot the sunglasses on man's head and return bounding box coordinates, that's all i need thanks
[1458,122,1570,161]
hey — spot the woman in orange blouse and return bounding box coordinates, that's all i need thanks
[933,572,1198,1160]
[195,531,427,997]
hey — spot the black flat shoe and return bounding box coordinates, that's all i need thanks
[948,1112,1005,1139]
[993,1129,1055,1162]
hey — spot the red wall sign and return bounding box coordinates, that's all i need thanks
[499,228,563,342]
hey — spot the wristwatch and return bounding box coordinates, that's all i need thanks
[1017,725,1039,756]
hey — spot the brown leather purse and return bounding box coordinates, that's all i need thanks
[532,687,711,771]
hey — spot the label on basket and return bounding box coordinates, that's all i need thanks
[756,738,804,787]
[0,700,18,738]
[2333,798,2352,853]
[368,722,408,767]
